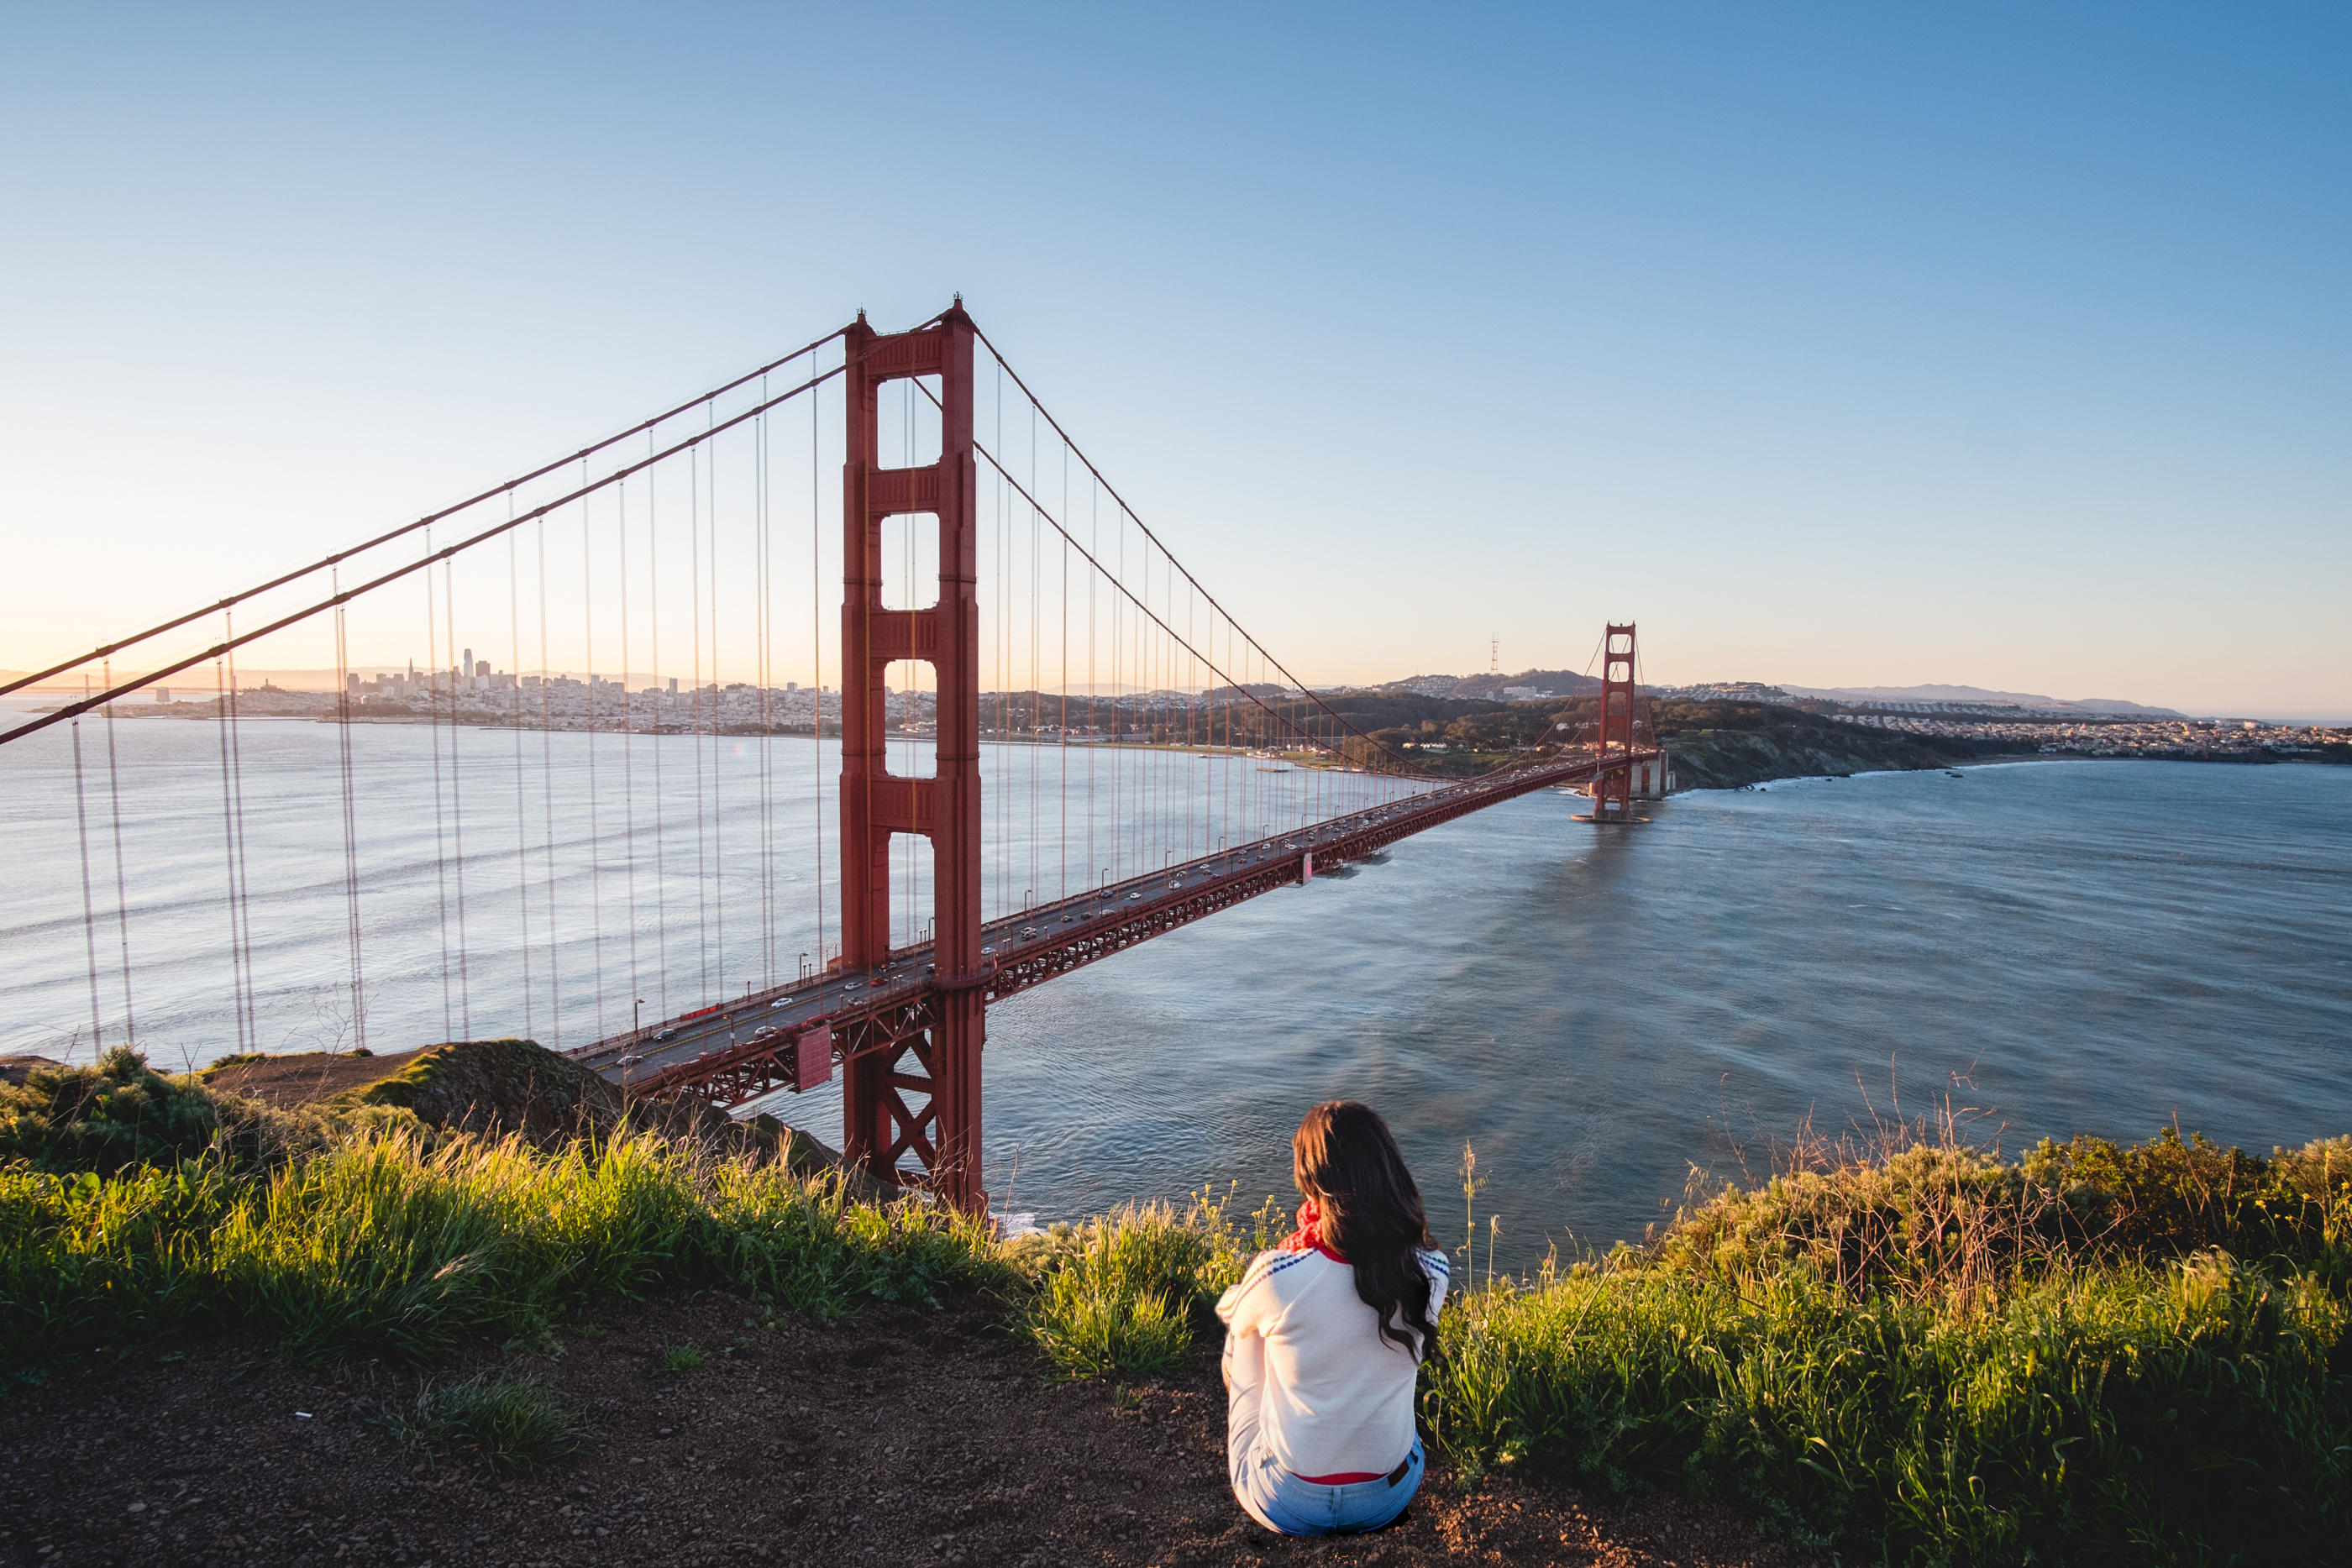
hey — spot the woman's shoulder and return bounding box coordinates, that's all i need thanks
[1216,1244,1327,1319]
[1417,1246,1452,1279]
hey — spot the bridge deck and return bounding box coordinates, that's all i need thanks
[567,749,1660,1108]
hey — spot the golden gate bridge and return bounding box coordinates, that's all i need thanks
[2,301,1662,1209]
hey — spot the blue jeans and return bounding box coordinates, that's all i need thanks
[1231,1434,1424,1536]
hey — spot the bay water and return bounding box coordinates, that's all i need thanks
[5,693,2347,1272]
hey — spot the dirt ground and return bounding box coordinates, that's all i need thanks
[199,1051,432,1106]
[0,1290,1819,1568]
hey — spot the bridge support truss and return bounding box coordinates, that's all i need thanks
[838,305,986,1209]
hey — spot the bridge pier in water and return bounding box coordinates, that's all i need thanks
[837,304,988,1209]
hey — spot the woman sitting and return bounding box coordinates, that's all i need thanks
[1215,1099,1449,1535]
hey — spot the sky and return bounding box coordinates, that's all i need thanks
[3,3,2346,719]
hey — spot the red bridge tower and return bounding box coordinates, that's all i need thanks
[838,304,987,1209]
[1589,622,1639,821]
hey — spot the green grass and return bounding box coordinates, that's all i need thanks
[1423,1254,2352,1563]
[381,1372,585,1475]
[0,1119,1009,1368]
[651,1341,706,1376]
[1415,1124,2352,1564]
[1009,1191,1284,1379]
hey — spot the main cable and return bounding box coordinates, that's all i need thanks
[12,345,885,748]
[4,323,860,701]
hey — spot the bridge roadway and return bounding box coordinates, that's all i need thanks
[568,747,1661,1109]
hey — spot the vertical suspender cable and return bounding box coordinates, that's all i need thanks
[1027,400,1038,913]
[443,559,472,1039]
[71,690,104,1060]
[1087,477,1096,897]
[1114,499,1122,883]
[995,364,1007,921]
[757,379,774,985]
[648,437,669,1015]
[690,432,709,1003]
[537,517,562,1049]
[332,586,366,1053]
[620,475,643,1023]
[1058,445,1068,910]
[508,525,534,1043]
[707,421,724,1000]
[424,544,455,1041]
[213,657,249,1056]
[582,475,606,1041]
[100,661,137,1049]
[223,624,260,1052]
[811,369,826,977]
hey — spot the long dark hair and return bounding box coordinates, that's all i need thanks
[1294,1100,1441,1360]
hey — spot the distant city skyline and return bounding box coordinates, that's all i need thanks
[3,5,2344,718]
[4,663,2334,726]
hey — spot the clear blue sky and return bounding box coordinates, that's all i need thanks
[3,3,2345,716]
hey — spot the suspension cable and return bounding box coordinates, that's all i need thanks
[7,347,884,748]
[2,324,860,701]
[908,374,1394,774]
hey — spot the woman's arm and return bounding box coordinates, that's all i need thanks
[1216,1251,1278,1392]
[1221,1312,1266,1396]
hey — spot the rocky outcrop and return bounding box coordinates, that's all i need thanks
[1666,726,2011,790]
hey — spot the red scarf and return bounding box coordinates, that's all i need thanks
[1280,1198,1350,1265]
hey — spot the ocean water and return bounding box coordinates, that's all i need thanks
[5,691,2347,1272]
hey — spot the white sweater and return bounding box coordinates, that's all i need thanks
[1216,1245,1450,1481]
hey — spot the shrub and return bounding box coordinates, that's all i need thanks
[0,1049,228,1175]
[1656,1119,2352,1306]
[0,1048,396,1177]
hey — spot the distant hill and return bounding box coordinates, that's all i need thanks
[1389,669,1603,701]
[1777,683,2184,717]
